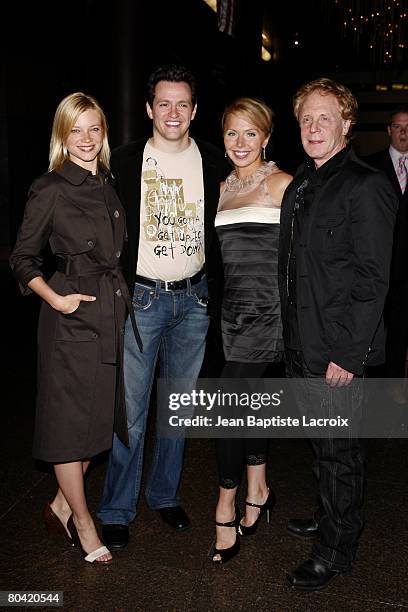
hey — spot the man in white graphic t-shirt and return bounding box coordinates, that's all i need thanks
[98,65,228,549]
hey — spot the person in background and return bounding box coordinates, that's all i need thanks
[10,92,141,564]
[279,78,397,591]
[98,64,229,550]
[365,107,408,402]
[212,97,292,564]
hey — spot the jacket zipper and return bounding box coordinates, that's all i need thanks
[286,210,295,297]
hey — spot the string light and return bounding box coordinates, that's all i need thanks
[326,0,408,66]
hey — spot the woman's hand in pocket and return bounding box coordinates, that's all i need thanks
[53,293,96,315]
[27,276,96,315]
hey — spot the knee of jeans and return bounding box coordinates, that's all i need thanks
[126,412,148,439]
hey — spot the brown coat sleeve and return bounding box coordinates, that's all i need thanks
[10,175,58,295]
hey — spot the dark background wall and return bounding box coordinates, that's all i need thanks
[4,0,272,250]
[4,0,408,255]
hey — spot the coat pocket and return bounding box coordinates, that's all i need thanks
[315,215,345,229]
[51,196,97,255]
[314,215,348,256]
[55,276,100,342]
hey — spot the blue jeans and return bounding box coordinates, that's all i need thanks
[97,276,209,525]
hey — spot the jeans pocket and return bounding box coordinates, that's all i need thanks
[193,293,209,308]
[133,285,154,310]
[191,277,209,308]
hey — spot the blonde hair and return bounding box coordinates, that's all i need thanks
[48,92,110,171]
[222,97,274,137]
[293,78,357,139]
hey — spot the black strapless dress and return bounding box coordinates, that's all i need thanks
[216,221,283,362]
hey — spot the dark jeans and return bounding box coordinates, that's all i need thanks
[215,361,270,489]
[98,278,209,525]
[285,349,365,571]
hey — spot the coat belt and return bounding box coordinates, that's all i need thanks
[56,258,143,362]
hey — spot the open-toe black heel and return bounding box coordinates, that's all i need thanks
[212,507,241,565]
[239,488,276,536]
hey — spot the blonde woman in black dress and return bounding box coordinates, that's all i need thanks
[212,98,292,563]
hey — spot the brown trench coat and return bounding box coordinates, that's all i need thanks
[10,159,141,462]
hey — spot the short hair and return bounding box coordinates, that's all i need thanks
[49,92,110,172]
[221,97,274,137]
[293,77,358,137]
[389,105,408,123]
[146,64,197,107]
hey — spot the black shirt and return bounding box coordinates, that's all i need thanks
[284,146,350,350]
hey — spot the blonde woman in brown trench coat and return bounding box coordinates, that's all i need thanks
[10,92,141,564]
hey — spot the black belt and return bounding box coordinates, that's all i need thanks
[134,269,205,291]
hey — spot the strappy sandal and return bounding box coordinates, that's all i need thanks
[239,488,276,536]
[212,507,240,564]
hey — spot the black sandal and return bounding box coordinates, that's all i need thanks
[212,507,241,564]
[239,488,276,536]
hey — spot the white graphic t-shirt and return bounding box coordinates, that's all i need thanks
[137,139,205,281]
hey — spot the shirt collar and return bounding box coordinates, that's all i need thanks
[305,145,350,185]
[55,159,110,185]
[55,159,92,185]
[389,144,407,165]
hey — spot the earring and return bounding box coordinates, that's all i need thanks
[262,146,267,161]
[224,151,228,158]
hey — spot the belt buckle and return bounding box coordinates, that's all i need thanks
[164,280,171,291]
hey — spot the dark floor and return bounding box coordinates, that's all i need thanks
[1,262,408,612]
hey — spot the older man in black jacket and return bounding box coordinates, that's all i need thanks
[278,78,397,591]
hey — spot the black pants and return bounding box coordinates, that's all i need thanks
[215,361,270,489]
[285,349,365,571]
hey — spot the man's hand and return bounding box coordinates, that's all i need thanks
[325,361,354,387]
